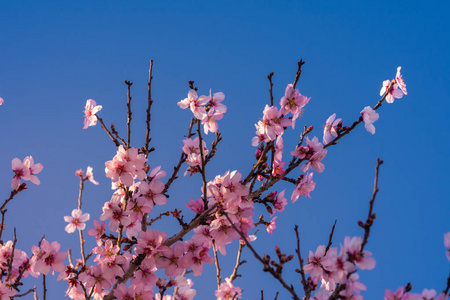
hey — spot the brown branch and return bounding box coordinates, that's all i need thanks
[144,60,154,156]
[96,116,121,147]
[267,72,274,106]
[224,213,301,300]
[229,242,245,283]
[0,188,23,212]
[125,80,133,149]
[110,123,127,147]
[42,275,47,300]
[325,220,337,254]
[197,120,208,211]
[0,209,7,241]
[294,225,310,299]
[213,241,222,289]
[77,176,87,265]
[163,118,196,194]
[360,158,383,253]
[443,265,450,295]
[292,59,305,89]
[6,228,17,282]
[104,204,218,300]
[14,287,36,298]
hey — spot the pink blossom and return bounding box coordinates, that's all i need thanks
[279,84,310,128]
[64,209,90,233]
[273,190,288,213]
[86,166,99,185]
[444,232,450,261]
[380,80,403,104]
[266,216,277,234]
[186,198,204,214]
[0,97,3,105]
[304,245,327,279]
[0,282,16,299]
[31,239,67,275]
[11,158,30,190]
[323,113,342,144]
[396,66,407,95]
[215,277,242,300]
[201,110,224,134]
[23,156,43,185]
[361,106,379,134]
[83,99,102,129]
[291,173,316,202]
[208,91,227,113]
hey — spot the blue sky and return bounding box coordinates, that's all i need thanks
[0,1,449,299]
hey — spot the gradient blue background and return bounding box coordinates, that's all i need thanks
[0,1,449,299]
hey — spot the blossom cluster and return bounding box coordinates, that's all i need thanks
[4,64,449,300]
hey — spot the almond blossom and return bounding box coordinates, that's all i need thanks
[361,106,379,134]
[83,99,102,129]
[323,113,342,144]
[0,97,3,105]
[64,209,90,233]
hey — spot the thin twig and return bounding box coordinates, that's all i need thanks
[163,118,196,194]
[0,209,7,241]
[144,60,154,156]
[110,123,127,147]
[42,274,47,300]
[360,158,383,252]
[292,59,305,89]
[213,241,222,289]
[96,116,121,147]
[6,228,17,282]
[443,265,450,295]
[125,80,133,149]
[197,120,208,211]
[325,220,337,254]
[229,242,245,283]
[224,213,301,300]
[294,225,310,299]
[267,72,274,106]
[14,287,36,298]
[77,177,87,265]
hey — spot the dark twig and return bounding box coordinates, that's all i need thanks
[325,220,337,254]
[0,209,7,241]
[144,60,154,156]
[213,241,222,289]
[359,158,383,253]
[77,176,87,265]
[42,275,47,300]
[110,123,127,147]
[163,118,196,194]
[6,228,17,282]
[225,213,301,300]
[294,225,310,299]
[443,265,450,295]
[229,242,245,283]
[125,80,133,149]
[197,120,208,211]
[96,116,121,147]
[267,72,274,106]
[292,59,305,89]
[14,287,36,298]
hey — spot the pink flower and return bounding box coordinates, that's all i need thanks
[360,106,379,134]
[0,97,4,105]
[85,166,99,185]
[11,158,30,190]
[83,99,102,129]
[380,80,403,104]
[444,232,450,261]
[279,84,310,128]
[64,209,90,233]
[323,113,342,144]
[395,66,407,95]
[215,278,242,300]
[266,216,277,234]
[208,91,227,113]
[291,173,316,202]
[201,110,224,134]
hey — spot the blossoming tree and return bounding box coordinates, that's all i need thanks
[0,60,448,300]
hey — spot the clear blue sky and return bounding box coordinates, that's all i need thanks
[0,1,449,299]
